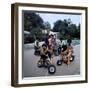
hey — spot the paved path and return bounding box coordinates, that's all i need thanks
[22,45,80,78]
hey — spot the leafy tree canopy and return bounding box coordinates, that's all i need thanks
[53,19,80,39]
[24,11,44,31]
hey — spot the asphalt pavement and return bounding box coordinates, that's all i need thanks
[22,45,80,78]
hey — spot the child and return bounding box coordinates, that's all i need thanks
[58,38,66,54]
[66,44,73,64]
[39,44,48,65]
[60,44,67,61]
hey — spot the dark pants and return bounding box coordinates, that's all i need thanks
[41,55,48,64]
[58,46,61,54]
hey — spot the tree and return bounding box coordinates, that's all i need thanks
[68,24,77,38]
[24,11,44,31]
[53,19,69,39]
[30,27,43,41]
[44,22,51,30]
[53,19,80,39]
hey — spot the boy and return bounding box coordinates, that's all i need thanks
[39,44,48,65]
[66,44,73,64]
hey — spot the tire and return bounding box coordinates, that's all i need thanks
[57,60,62,65]
[48,65,56,74]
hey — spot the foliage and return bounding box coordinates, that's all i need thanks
[30,27,43,41]
[44,21,51,30]
[24,11,44,31]
[24,11,80,43]
[53,19,80,39]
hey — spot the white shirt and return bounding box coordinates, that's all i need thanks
[34,40,39,46]
[59,40,66,46]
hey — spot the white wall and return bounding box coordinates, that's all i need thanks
[0,0,89,90]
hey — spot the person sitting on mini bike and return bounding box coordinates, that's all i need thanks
[38,43,56,74]
[60,43,73,65]
[39,44,48,66]
[39,43,54,67]
[66,43,73,64]
[60,44,67,62]
[66,35,73,64]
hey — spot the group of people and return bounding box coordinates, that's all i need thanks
[34,34,73,65]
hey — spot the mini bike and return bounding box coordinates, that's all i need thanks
[57,55,75,65]
[37,56,56,74]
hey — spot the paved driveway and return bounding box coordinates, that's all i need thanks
[22,45,80,78]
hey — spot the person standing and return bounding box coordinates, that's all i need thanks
[67,35,72,46]
[58,38,66,54]
[45,34,49,46]
[48,35,53,48]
